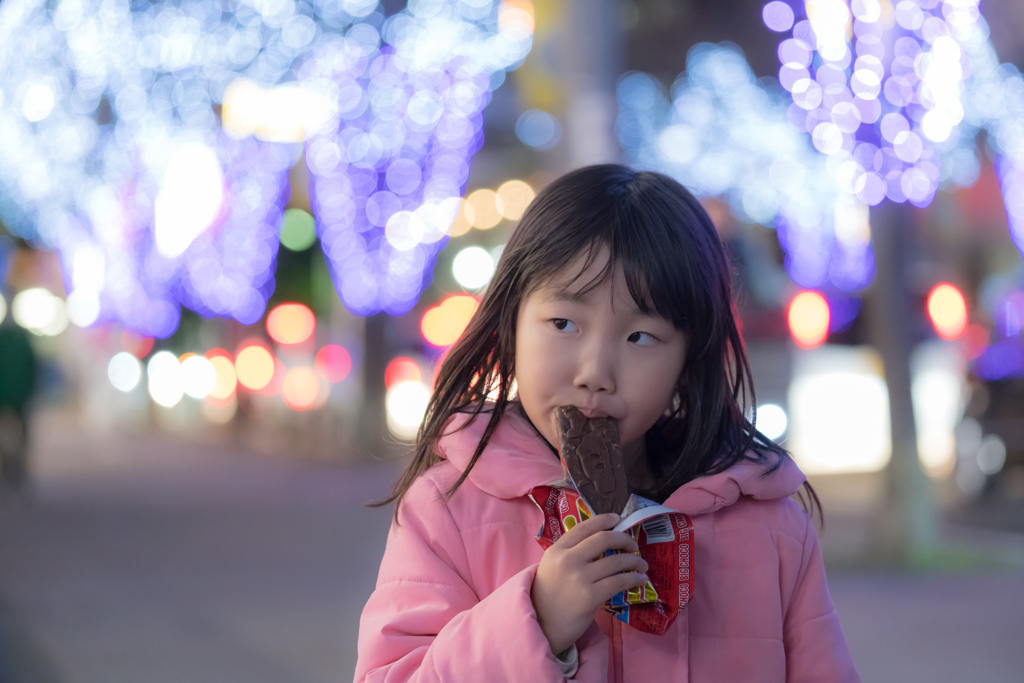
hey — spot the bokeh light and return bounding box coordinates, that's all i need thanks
[911,345,964,475]
[222,79,336,144]
[420,294,479,347]
[206,354,239,400]
[235,344,275,391]
[452,246,495,290]
[266,303,315,345]
[279,208,317,252]
[756,403,788,441]
[515,109,561,150]
[121,330,155,359]
[927,283,968,341]
[385,357,422,389]
[181,355,217,400]
[315,344,352,383]
[0,0,535,329]
[108,351,142,393]
[147,351,184,408]
[496,179,535,220]
[447,199,475,238]
[300,2,534,316]
[386,379,431,440]
[762,1,795,33]
[282,366,319,411]
[617,44,874,292]
[789,347,891,473]
[66,288,101,328]
[977,434,1007,476]
[155,143,225,259]
[763,0,1024,260]
[466,189,504,230]
[12,288,67,336]
[788,290,831,349]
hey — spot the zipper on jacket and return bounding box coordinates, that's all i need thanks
[610,617,623,683]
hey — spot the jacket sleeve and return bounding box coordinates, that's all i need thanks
[354,476,608,682]
[782,515,861,683]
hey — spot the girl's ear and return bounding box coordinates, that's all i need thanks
[667,385,683,416]
[668,369,688,416]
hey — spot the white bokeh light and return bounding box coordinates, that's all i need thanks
[154,143,225,259]
[22,82,54,121]
[181,355,217,399]
[452,246,495,290]
[66,288,101,327]
[755,403,788,441]
[788,346,891,474]
[108,351,142,393]
[386,379,430,441]
[12,287,67,335]
[147,350,184,408]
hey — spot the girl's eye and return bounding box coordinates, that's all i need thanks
[552,318,577,332]
[628,331,657,345]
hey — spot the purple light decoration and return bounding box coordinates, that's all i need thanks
[50,136,292,339]
[0,0,533,334]
[302,48,489,316]
[972,340,1024,380]
[177,136,294,326]
[765,0,1024,259]
[300,3,530,317]
[617,43,874,293]
[763,1,796,33]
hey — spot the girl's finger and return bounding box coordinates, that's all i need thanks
[556,513,622,548]
[592,571,650,604]
[584,551,648,582]
[571,528,640,559]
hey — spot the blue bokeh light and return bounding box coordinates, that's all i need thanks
[515,109,561,150]
[618,43,874,292]
[0,0,533,331]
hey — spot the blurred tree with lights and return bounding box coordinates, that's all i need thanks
[761,0,1024,563]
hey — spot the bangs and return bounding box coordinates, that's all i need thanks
[504,164,725,350]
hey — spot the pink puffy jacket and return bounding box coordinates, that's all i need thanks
[355,411,859,682]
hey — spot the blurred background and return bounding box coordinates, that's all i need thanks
[0,0,1022,680]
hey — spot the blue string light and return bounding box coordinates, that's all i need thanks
[764,0,1024,252]
[618,43,873,292]
[0,0,533,334]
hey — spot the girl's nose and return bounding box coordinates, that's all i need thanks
[573,338,616,394]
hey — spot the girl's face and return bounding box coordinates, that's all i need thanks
[514,248,687,462]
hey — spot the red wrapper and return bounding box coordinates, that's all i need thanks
[528,485,693,636]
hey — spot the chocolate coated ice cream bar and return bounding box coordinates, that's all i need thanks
[555,406,629,516]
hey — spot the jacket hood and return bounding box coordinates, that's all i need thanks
[434,409,806,514]
[434,409,566,500]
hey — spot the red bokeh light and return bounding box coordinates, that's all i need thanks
[385,357,422,389]
[121,329,154,358]
[927,283,968,341]
[315,344,352,383]
[787,291,830,349]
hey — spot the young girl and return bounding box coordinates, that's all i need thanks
[354,165,859,681]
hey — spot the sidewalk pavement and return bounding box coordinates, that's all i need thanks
[1,409,1022,682]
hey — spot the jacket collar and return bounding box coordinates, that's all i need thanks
[434,408,806,514]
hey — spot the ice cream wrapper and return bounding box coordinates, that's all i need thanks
[528,485,693,636]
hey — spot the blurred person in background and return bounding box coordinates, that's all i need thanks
[0,293,39,495]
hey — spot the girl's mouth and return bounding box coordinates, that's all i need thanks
[574,406,612,419]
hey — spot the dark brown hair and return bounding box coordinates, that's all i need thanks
[377,164,817,520]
